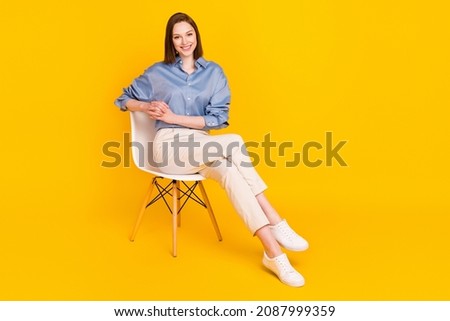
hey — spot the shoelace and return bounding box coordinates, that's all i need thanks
[278,222,296,241]
[275,256,296,274]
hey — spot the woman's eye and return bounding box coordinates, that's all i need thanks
[187,33,193,36]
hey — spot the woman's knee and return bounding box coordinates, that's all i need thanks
[220,134,246,158]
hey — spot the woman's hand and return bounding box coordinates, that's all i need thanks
[141,101,169,119]
[139,100,204,129]
[141,101,178,124]
[154,104,178,124]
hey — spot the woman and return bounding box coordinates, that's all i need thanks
[115,12,308,287]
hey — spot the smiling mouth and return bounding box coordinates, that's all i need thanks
[180,45,192,51]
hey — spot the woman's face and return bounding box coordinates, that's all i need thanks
[172,21,197,59]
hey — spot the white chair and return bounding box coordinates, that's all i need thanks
[128,111,222,257]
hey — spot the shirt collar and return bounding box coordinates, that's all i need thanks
[195,57,208,68]
[174,56,208,69]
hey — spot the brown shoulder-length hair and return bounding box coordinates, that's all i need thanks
[164,12,203,64]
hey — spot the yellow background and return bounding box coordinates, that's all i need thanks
[1,0,449,300]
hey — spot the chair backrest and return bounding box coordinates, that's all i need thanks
[130,111,159,172]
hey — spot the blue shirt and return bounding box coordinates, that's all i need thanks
[114,57,230,131]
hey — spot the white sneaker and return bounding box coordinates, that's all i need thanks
[270,219,309,251]
[262,252,305,287]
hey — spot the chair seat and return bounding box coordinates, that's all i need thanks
[138,167,206,182]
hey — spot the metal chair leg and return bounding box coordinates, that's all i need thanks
[198,181,223,241]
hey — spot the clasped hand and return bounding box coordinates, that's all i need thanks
[143,101,176,124]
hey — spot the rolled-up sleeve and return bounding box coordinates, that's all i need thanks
[114,70,153,111]
[203,70,230,130]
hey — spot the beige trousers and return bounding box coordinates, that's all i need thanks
[153,128,270,234]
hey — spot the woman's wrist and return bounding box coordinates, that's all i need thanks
[125,100,149,112]
[138,102,149,112]
[168,113,180,125]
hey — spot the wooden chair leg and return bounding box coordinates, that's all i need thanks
[176,181,181,227]
[172,180,179,257]
[198,181,223,241]
[130,178,155,241]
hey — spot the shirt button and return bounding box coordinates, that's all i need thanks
[188,83,191,86]
[187,97,191,100]
[187,112,190,115]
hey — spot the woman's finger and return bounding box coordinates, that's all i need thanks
[156,101,169,111]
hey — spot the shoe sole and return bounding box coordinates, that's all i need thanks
[281,243,309,252]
